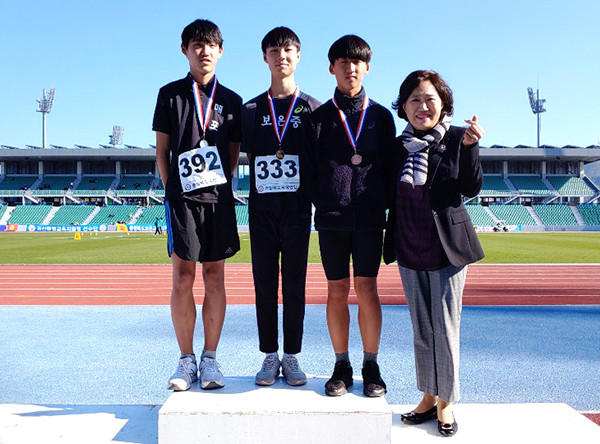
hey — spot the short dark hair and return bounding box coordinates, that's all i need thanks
[392,70,454,121]
[327,35,371,65]
[261,27,301,53]
[181,19,223,48]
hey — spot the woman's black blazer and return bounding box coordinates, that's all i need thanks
[383,125,485,267]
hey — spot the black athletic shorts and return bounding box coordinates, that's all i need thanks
[165,199,240,263]
[318,229,383,280]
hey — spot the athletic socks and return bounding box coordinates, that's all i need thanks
[201,349,216,360]
[334,352,377,365]
[181,353,196,362]
[335,352,350,363]
[363,352,378,366]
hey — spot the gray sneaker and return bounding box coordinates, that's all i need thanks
[255,354,280,386]
[281,355,306,386]
[168,356,198,391]
[199,356,224,390]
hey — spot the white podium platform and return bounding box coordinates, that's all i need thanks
[158,377,600,444]
[0,398,599,443]
[159,376,392,444]
[392,403,600,443]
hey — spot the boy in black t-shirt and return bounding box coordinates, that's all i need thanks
[241,27,320,387]
[153,19,242,392]
[303,35,396,397]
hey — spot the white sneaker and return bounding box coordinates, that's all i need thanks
[168,356,198,391]
[199,356,224,389]
[281,355,307,386]
[255,354,281,386]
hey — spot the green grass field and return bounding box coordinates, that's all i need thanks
[1,231,600,264]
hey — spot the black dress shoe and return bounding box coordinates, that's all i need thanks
[361,361,387,397]
[438,418,458,437]
[400,405,437,424]
[325,361,353,396]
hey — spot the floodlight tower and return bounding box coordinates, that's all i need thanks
[109,125,124,146]
[527,86,547,148]
[36,88,56,148]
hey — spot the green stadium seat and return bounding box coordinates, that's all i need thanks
[532,204,578,225]
[47,205,96,225]
[235,177,251,196]
[480,176,512,196]
[546,175,594,196]
[136,205,166,224]
[114,175,155,196]
[465,204,496,226]
[32,176,76,196]
[508,176,551,195]
[72,176,115,195]
[488,204,537,225]
[578,205,600,225]
[8,205,53,224]
[88,205,139,225]
[0,176,38,193]
[152,179,164,193]
[235,205,249,225]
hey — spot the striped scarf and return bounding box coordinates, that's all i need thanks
[400,116,451,187]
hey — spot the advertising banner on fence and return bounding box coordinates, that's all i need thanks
[0,223,164,233]
[24,224,111,232]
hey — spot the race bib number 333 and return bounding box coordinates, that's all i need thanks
[255,154,300,194]
[179,145,227,193]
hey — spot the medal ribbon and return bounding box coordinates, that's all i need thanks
[192,76,218,137]
[332,95,369,151]
[267,87,300,146]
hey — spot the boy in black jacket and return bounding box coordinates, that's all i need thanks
[241,27,321,387]
[303,35,395,397]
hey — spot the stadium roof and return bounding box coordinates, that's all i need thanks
[2,144,600,163]
[479,145,600,162]
[0,145,156,161]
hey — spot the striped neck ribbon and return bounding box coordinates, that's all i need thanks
[192,76,218,136]
[332,95,369,151]
[267,87,300,146]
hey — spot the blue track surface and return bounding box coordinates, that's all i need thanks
[1,305,599,411]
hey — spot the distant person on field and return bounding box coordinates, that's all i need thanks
[303,35,395,398]
[241,27,320,387]
[153,19,242,392]
[384,70,484,437]
[154,216,163,235]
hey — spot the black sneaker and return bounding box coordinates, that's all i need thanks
[325,360,353,396]
[362,360,387,397]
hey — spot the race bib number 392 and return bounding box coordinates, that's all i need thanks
[179,145,227,193]
[255,154,300,194]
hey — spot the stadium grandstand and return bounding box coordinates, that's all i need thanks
[1,143,600,232]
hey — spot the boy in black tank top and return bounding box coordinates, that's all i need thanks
[241,27,320,387]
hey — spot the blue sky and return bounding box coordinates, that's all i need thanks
[0,0,598,149]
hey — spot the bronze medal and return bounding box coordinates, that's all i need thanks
[276,149,285,160]
[351,154,362,165]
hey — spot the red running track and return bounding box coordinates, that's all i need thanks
[0,263,599,305]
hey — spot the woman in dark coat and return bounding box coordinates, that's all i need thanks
[383,70,485,437]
